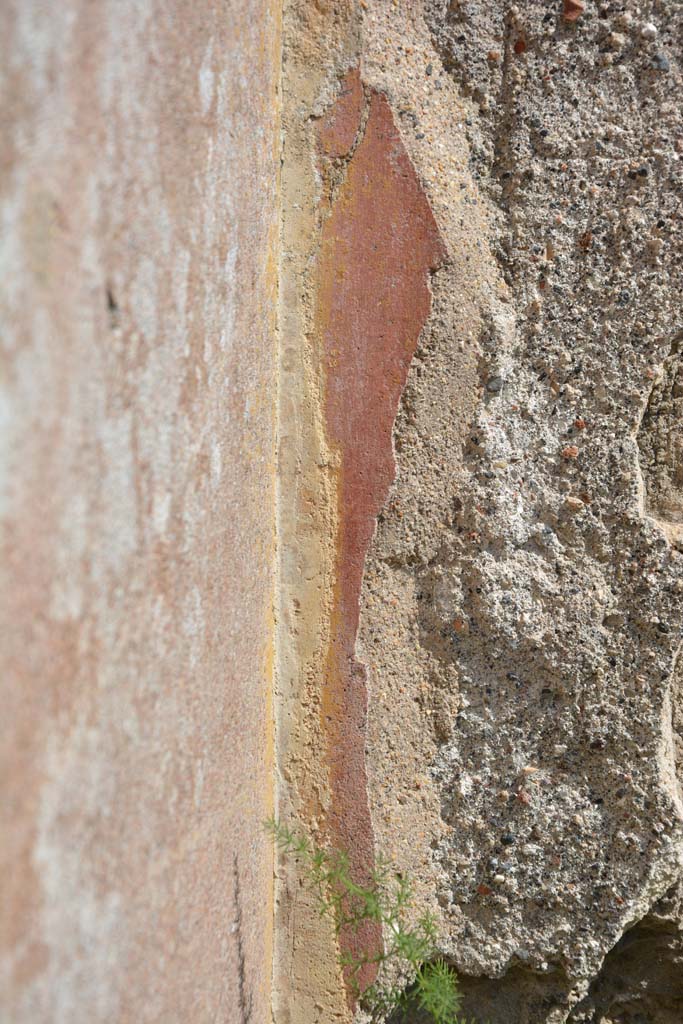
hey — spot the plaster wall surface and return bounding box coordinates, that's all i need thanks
[276,2,683,1022]
[0,2,280,1021]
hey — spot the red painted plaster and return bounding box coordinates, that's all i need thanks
[317,81,445,996]
[317,67,364,161]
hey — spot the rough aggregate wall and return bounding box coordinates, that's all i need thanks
[0,2,280,1021]
[278,1,683,1023]
[365,1,683,1020]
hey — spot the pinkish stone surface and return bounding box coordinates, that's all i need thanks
[0,3,280,1021]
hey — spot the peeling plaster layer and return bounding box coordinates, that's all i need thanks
[318,82,445,995]
[0,3,281,1022]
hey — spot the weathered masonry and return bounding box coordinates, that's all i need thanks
[2,2,683,1023]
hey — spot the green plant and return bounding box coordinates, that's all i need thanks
[265,817,474,1023]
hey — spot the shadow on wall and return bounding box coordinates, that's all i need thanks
[638,332,683,539]
[568,881,683,1024]
[405,884,683,1024]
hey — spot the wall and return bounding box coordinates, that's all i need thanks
[0,2,280,1021]
[277,2,683,1023]
[3,2,683,1023]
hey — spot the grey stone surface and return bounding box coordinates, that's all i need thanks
[360,1,683,1019]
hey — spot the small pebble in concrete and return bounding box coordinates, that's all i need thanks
[563,0,585,22]
[652,53,671,70]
